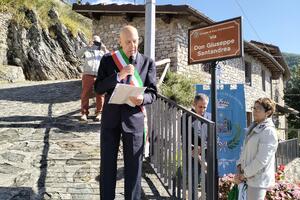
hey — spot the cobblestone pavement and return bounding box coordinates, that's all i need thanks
[0,80,171,200]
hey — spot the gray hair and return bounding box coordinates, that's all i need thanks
[194,93,209,103]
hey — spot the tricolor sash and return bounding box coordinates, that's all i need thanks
[111,49,143,87]
[111,48,148,145]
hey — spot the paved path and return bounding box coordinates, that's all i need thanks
[0,80,170,200]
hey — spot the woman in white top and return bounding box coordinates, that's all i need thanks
[235,97,278,200]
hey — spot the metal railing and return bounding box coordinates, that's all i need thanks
[147,94,215,200]
[275,138,299,166]
[155,58,171,87]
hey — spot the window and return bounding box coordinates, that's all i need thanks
[261,70,266,91]
[246,112,252,127]
[273,115,280,128]
[245,61,252,86]
[275,88,279,103]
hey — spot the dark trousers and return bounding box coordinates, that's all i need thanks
[100,126,144,200]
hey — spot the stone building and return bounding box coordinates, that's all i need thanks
[73,4,295,139]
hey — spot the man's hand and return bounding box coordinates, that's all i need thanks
[119,64,134,80]
[129,95,143,106]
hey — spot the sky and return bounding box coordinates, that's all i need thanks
[71,0,300,54]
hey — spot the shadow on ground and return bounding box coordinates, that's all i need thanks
[0,80,81,104]
[0,80,101,200]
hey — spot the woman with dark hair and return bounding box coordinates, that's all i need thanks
[235,97,278,200]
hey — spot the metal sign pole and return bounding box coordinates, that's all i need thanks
[145,0,156,60]
[207,61,218,200]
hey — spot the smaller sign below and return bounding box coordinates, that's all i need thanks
[196,84,247,176]
[188,17,243,64]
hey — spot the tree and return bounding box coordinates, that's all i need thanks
[160,72,203,107]
[283,53,300,138]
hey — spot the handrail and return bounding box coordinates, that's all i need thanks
[147,94,215,199]
[158,94,214,124]
[155,58,171,87]
[278,138,298,143]
[276,138,299,166]
[155,58,171,66]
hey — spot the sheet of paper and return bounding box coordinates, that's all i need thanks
[108,83,146,107]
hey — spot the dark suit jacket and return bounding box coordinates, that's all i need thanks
[94,52,157,133]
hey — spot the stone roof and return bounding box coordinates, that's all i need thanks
[276,103,299,115]
[250,40,291,80]
[72,3,214,25]
[244,41,287,80]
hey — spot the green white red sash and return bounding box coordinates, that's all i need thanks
[111,48,149,146]
[111,48,143,87]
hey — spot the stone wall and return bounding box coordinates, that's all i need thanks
[243,54,272,110]
[93,16,178,68]
[172,18,205,81]
[0,13,12,65]
[94,16,206,82]
[0,7,87,81]
[272,76,286,139]
[0,13,25,82]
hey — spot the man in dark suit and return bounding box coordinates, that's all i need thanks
[94,25,157,200]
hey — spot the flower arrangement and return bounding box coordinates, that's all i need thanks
[218,173,235,200]
[218,165,300,200]
[275,164,285,181]
[265,181,300,200]
[266,165,300,200]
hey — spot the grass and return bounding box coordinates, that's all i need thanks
[0,0,92,38]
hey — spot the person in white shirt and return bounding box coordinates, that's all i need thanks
[76,35,108,122]
[235,97,278,200]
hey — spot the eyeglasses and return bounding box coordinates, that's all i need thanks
[251,106,265,112]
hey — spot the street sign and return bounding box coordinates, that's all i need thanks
[188,17,243,200]
[188,17,243,64]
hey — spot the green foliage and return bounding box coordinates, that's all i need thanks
[287,130,298,139]
[55,0,92,38]
[283,53,300,135]
[227,124,241,149]
[160,71,203,107]
[0,0,31,27]
[283,52,300,69]
[0,0,92,38]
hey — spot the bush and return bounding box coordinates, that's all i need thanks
[288,130,298,139]
[160,71,203,107]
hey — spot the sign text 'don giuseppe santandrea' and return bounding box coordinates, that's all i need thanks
[188,17,243,64]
